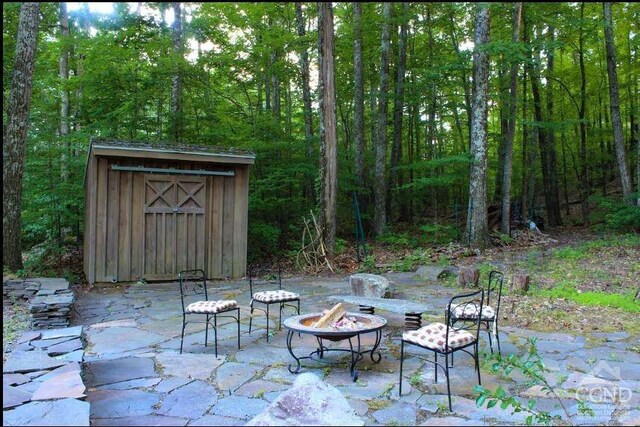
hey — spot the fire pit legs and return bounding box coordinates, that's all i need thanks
[370,329,383,363]
[286,329,302,374]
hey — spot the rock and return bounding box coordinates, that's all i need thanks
[3,350,67,374]
[3,385,32,409]
[246,373,364,426]
[414,265,453,282]
[3,398,90,426]
[457,267,479,288]
[349,274,390,298]
[84,357,157,388]
[31,370,85,400]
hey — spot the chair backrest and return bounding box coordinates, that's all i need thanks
[445,288,484,350]
[248,264,282,295]
[178,269,208,311]
[486,270,504,315]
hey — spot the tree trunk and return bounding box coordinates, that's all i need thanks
[373,2,392,237]
[317,2,338,258]
[544,25,562,226]
[296,2,315,202]
[389,2,409,222]
[578,3,590,223]
[464,3,491,249]
[511,274,530,294]
[3,2,40,271]
[604,2,634,204]
[457,267,480,288]
[501,2,522,235]
[170,2,183,142]
[353,2,365,190]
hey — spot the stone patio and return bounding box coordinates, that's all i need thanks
[57,273,640,425]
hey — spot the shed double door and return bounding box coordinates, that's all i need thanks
[143,175,206,279]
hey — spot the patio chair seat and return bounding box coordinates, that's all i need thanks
[252,290,299,303]
[450,303,495,321]
[186,300,238,314]
[402,322,475,353]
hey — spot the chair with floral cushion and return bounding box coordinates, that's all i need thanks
[178,269,240,357]
[448,270,504,355]
[248,265,300,342]
[399,289,484,411]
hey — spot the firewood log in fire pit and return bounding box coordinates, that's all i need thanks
[313,303,346,329]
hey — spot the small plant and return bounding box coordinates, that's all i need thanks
[254,389,266,398]
[409,372,422,386]
[435,400,450,413]
[475,337,593,426]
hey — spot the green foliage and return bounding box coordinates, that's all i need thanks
[391,249,431,272]
[475,338,592,426]
[418,223,457,246]
[590,195,640,232]
[335,238,348,255]
[247,222,281,263]
[539,284,640,313]
[377,232,415,249]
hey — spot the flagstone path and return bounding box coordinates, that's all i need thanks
[29,272,640,425]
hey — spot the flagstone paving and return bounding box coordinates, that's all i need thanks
[65,273,640,425]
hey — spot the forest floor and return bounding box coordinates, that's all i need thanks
[3,228,639,362]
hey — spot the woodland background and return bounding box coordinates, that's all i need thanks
[3,2,639,274]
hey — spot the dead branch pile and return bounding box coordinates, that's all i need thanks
[296,211,334,274]
[492,229,559,247]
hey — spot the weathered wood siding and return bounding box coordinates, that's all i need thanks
[85,155,250,284]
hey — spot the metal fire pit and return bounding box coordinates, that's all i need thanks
[283,312,386,381]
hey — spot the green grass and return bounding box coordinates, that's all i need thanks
[539,284,640,313]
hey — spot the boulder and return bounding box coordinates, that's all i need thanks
[349,274,390,298]
[414,265,457,282]
[246,373,364,426]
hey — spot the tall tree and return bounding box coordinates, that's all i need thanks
[3,2,40,271]
[389,2,409,220]
[603,2,634,204]
[374,2,392,237]
[318,2,338,258]
[465,2,491,249]
[501,2,523,234]
[170,2,183,142]
[296,2,315,201]
[353,2,365,190]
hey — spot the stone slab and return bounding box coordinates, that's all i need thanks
[155,378,193,393]
[46,338,83,356]
[86,327,165,355]
[36,362,81,383]
[3,373,30,386]
[88,389,161,418]
[32,370,86,400]
[327,295,431,315]
[92,415,189,426]
[85,356,157,387]
[55,350,85,362]
[372,402,417,426]
[2,398,90,426]
[189,415,243,426]
[212,362,259,392]
[40,326,83,340]
[95,377,161,391]
[30,336,75,350]
[155,353,225,380]
[210,396,270,420]
[3,385,32,409]
[157,380,218,419]
[3,350,67,373]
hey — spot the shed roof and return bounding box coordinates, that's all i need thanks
[88,139,256,165]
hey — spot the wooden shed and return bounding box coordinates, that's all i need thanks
[83,140,255,284]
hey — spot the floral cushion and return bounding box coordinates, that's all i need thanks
[253,290,299,303]
[186,300,237,314]
[402,322,475,352]
[450,303,495,321]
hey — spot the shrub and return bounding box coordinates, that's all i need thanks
[590,195,640,232]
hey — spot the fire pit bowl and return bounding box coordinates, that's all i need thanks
[284,312,387,341]
[283,312,387,381]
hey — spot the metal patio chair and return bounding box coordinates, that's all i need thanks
[399,289,484,411]
[178,269,240,357]
[449,270,504,355]
[248,265,300,342]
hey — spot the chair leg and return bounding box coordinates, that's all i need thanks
[486,321,494,354]
[279,302,283,330]
[266,304,270,342]
[434,352,438,383]
[180,316,186,354]
[399,340,405,396]
[495,322,502,355]
[476,342,482,386]
[236,308,241,350]
[445,357,452,412]
[249,300,254,335]
[205,314,209,348]
[213,314,218,357]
